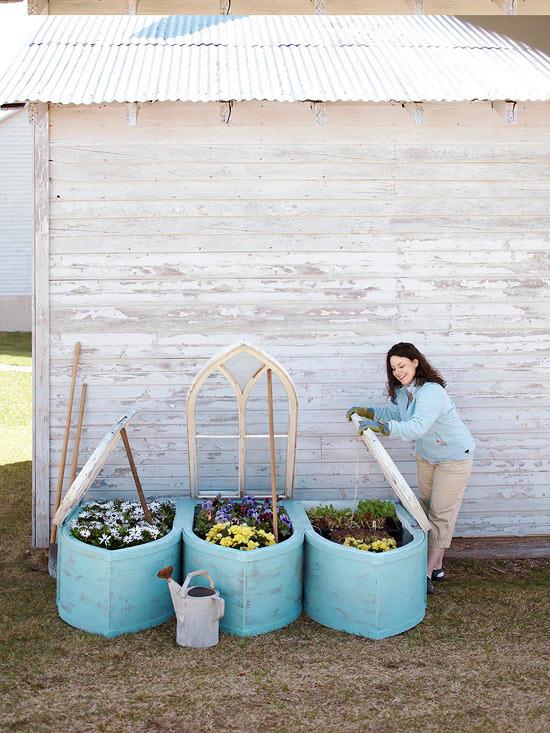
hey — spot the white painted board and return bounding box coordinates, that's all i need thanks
[53,412,137,526]
[350,413,431,532]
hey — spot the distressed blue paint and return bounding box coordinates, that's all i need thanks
[56,498,185,637]
[181,499,306,637]
[297,501,427,639]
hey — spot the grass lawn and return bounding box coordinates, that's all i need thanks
[0,332,548,733]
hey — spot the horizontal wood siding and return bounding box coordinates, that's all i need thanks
[41,100,550,545]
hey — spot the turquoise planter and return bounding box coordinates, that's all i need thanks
[56,498,185,637]
[298,501,427,639]
[181,499,306,637]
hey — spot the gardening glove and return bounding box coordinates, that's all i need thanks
[357,418,390,437]
[346,406,375,422]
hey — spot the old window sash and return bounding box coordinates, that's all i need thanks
[186,342,298,499]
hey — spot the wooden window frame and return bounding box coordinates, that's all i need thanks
[186,341,298,499]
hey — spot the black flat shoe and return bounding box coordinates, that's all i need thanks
[427,576,436,595]
[431,568,445,582]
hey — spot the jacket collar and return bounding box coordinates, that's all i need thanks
[401,380,418,401]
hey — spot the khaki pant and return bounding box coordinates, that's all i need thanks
[416,455,473,549]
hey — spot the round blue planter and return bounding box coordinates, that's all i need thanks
[56,498,185,637]
[181,499,305,637]
[297,501,427,639]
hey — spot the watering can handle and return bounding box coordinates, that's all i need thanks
[182,569,215,592]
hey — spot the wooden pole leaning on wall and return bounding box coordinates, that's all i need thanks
[50,342,81,545]
[120,427,154,525]
[267,369,279,543]
[69,383,87,485]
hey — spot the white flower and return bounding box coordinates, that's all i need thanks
[79,528,91,538]
[122,535,132,544]
[128,527,143,540]
[98,533,110,546]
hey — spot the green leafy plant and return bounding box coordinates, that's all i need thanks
[355,499,397,530]
[306,504,357,531]
[307,500,402,544]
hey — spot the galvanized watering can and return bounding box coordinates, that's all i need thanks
[157,567,224,648]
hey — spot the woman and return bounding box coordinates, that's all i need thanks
[346,342,474,595]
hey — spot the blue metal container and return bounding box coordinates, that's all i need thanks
[297,501,427,639]
[56,498,185,637]
[181,499,306,637]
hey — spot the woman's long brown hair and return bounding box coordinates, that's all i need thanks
[386,343,446,402]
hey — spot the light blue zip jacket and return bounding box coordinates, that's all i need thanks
[373,381,475,464]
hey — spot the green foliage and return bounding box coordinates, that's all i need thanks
[356,499,397,520]
[307,500,400,533]
[306,504,358,530]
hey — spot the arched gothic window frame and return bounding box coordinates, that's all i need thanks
[186,341,298,499]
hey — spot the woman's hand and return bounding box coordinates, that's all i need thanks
[346,406,375,421]
[357,418,390,436]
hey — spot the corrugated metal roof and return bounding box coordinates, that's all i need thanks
[1,14,550,105]
[25,14,532,49]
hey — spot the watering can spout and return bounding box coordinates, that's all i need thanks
[157,565,184,605]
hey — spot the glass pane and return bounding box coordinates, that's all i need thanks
[194,371,239,496]
[223,352,263,392]
[245,369,289,495]
[245,369,289,437]
[196,436,239,497]
[194,370,239,437]
[244,435,287,496]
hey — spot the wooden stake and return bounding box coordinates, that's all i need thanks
[267,369,279,542]
[69,383,87,484]
[120,427,154,525]
[50,342,80,545]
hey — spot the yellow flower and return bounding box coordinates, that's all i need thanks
[220,536,233,547]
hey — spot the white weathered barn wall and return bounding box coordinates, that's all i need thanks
[40,100,550,547]
[43,0,550,14]
[0,109,32,331]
